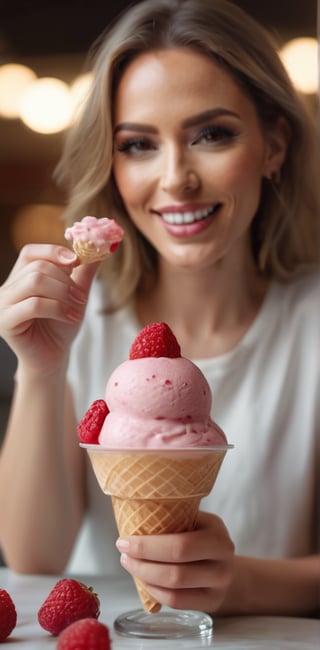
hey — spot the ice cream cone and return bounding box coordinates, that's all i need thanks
[72,240,111,264]
[85,447,228,613]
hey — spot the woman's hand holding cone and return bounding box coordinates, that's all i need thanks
[116,511,235,614]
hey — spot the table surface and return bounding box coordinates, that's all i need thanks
[1,568,319,649]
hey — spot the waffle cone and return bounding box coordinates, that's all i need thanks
[72,240,110,264]
[87,448,226,613]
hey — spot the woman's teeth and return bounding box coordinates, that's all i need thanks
[161,204,219,225]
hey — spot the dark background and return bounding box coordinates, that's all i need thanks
[0,0,316,57]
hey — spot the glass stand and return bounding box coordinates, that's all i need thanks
[114,607,213,639]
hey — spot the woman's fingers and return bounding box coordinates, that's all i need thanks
[11,243,78,273]
[120,554,233,613]
[0,242,101,374]
[116,512,235,613]
[0,244,101,333]
[116,512,234,562]
[138,583,225,613]
[11,242,101,293]
[4,266,82,305]
[70,259,101,293]
[1,269,85,334]
[120,553,231,589]
[3,297,83,337]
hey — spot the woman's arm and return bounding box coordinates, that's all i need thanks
[0,243,99,574]
[0,377,85,574]
[219,554,320,617]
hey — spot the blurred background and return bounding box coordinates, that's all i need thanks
[0,0,318,435]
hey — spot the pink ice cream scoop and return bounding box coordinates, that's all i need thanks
[65,215,124,263]
[98,322,227,448]
[99,355,226,448]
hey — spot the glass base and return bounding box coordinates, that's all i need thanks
[114,607,213,639]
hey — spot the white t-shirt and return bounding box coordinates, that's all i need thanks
[66,271,320,574]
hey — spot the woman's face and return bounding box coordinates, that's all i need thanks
[112,48,277,271]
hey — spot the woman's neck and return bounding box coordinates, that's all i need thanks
[136,257,269,359]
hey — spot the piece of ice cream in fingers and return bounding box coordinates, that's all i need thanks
[65,215,124,264]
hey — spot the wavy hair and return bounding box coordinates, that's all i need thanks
[56,0,320,310]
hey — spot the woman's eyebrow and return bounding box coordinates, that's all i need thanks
[113,108,240,136]
[113,123,158,135]
[182,108,240,128]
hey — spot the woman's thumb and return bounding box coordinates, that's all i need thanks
[71,260,101,293]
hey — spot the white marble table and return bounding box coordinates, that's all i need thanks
[1,568,319,648]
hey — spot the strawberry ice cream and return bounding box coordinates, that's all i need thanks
[65,215,124,264]
[99,355,227,448]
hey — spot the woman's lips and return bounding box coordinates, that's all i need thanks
[154,203,222,237]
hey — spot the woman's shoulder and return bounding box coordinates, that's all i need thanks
[272,267,320,312]
[265,268,320,350]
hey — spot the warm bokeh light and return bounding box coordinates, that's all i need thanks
[19,77,73,134]
[11,204,66,251]
[0,35,317,138]
[279,37,318,94]
[0,63,37,118]
[70,72,93,118]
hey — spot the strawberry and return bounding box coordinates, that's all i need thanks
[77,399,109,443]
[57,618,111,650]
[0,589,17,642]
[38,578,100,636]
[129,322,181,359]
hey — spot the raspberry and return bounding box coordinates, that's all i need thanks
[129,322,181,359]
[77,399,109,443]
[38,578,100,636]
[0,589,17,642]
[57,618,111,650]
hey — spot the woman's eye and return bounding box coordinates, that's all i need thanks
[115,137,156,155]
[192,125,236,145]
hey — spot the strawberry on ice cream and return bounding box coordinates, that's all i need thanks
[65,215,124,264]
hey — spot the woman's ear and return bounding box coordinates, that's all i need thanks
[263,115,291,181]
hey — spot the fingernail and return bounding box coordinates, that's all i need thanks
[58,248,77,263]
[120,553,128,566]
[116,538,130,552]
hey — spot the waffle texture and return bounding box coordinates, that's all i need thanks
[87,449,226,613]
[73,241,111,264]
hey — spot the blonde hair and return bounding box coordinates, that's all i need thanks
[56,0,319,310]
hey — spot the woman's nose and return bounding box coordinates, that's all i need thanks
[159,145,200,194]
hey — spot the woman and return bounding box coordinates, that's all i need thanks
[0,0,319,616]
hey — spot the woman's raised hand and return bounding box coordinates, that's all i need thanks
[0,243,98,374]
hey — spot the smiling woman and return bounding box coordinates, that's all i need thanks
[0,0,319,623]
[56,0,318,311]
[112,48,286,272]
